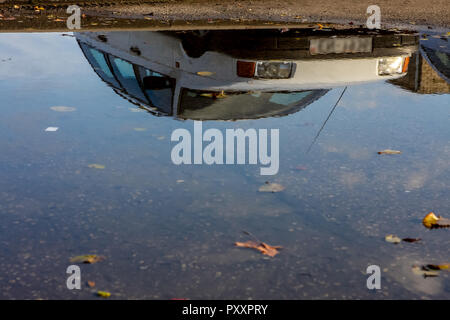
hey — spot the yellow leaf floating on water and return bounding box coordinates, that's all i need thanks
[200,91,227,99]
[385,235,421,243]
[422,212,450,229]
[97,291,111,298]
[385,235,401,244]
[412,264,450,278]
[412,265,439,277]
[70,255,105,264]
[196,71,215,77]
[88,164,105,169]
[377,149,401,155]
[258,182,285,193]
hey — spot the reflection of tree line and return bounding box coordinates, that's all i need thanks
[390,50,450,94]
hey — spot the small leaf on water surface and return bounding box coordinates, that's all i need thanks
[97,291,111,298]
[70,255,105,264]
[235,241,282,257]
[196,71,215,77]
[88,164,105,169]
[385,235,401,244]
[258,182,285,193]
[377,149,401,155]
[401,238,421,243]
[412,264,449,278]
[422,212,450,229]
[385,235,421,244]
[412,265,439,277]
[50,106,76,112]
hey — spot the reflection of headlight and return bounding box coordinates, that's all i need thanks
[378,57,408,75]
[255,62,293,79]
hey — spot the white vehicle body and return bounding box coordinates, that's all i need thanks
[75,30,416,119]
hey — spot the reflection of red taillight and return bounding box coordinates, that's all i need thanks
[237,61,256,78]
[402,57,410,73]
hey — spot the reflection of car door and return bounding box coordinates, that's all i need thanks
[109,56,176,114]
[135,66,175,115]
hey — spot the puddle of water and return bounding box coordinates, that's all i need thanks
[0,27,449,300]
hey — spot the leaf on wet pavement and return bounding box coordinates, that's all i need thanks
[258,182,285,193]
[87,281,96,288]
[385,235,401,244]
[424,264,449,270]
[401,238,421,243]
[422,212,450,229]
[97,291,111,298]
[88,164,105,169]
[196,71,215,77]
[412,264,449,278]
[235,240,282,257]
[377,149,401,155]
[385,235,421,244]
[70,254,105,264]
[412,265,439,277]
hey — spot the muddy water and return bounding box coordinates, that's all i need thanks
[0,28,449,299]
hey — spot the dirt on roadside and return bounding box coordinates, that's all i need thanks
[0,0,449,32]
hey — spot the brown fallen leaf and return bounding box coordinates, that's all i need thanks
[422,212,450,229]
[87,281,96,288]
[70,255,105,264]
[412,265,439,277]
[258,182,285,193]
[424,264,449,270]
[235,240,282,257]
[385,235,421,244]
[377,149,401,155]
[412,264,449,278]
[401,238,421,243]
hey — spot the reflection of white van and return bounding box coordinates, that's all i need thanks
[75,30,417,120]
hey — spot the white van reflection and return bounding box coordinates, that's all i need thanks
[75,29,417,120]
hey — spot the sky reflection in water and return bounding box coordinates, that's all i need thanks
[0,30,449,299]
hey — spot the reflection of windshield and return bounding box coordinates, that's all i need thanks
[421,46,450,80]
[78,41,175,115]
[179,89,329,120]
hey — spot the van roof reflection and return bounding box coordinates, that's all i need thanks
[75,28,418,120]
